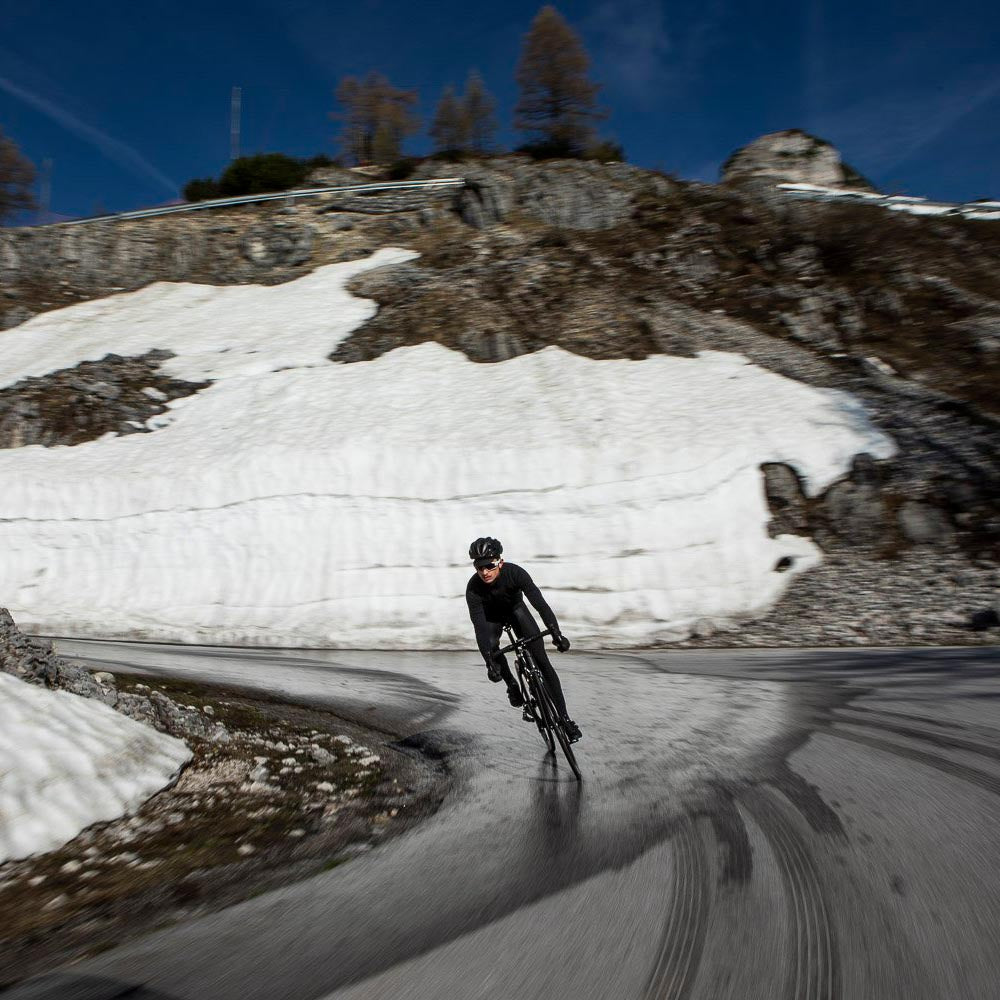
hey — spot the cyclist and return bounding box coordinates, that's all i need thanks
[466,537,582,742]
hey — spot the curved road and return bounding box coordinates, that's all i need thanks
[5,642,999,1000]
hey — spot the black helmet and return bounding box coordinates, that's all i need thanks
[469,537,503,565]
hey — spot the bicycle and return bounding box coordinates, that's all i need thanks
[498,625,582,781]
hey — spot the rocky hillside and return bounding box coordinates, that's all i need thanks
[1,141,998,645]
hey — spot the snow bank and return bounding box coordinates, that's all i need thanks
[777,182,998,220]
[0,673,191,862]
[0,250,895,646]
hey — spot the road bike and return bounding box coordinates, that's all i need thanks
[498,625,582,781]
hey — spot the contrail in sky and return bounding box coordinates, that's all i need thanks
[0,75,178,195]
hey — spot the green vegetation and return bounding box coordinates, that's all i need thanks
[183,153,337,203]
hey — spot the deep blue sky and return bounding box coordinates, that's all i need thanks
[2,0,998,221]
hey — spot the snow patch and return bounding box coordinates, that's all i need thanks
[0,673,191,863]
[0,250,896,646]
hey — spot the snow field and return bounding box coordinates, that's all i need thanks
[0,249,895,646]
[0,673,191,863]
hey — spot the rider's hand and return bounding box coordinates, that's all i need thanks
[552,633,571,653]
[486,651,506,682]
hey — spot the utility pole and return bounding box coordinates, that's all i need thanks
[38,158,53,224]
[230,86,242,161]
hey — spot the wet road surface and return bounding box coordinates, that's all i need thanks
[4,643,999,1000]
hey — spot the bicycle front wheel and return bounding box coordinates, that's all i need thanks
[527,673,556,753]
[536,677,582,781]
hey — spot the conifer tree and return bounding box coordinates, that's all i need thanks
[430,86,467,153]
[514,5,604,156]
[461,70,497,154]
[0,127,36,224]
[333,72,420,164]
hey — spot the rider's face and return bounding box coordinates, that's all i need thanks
[476,559,503,584]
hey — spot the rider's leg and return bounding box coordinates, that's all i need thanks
[487,621,521,701]
[511,605,569,719]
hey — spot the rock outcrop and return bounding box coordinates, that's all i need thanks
[414,157,672,230]
[0,350,209,448]
[721,129,874,189]
[0,609,228,743]
[0,186,457,330]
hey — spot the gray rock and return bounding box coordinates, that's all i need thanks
[240,223,314,268]
[821,480,890,548]
[56,665,118,706]
[88,380,121,401]
[722,129,865,189]
[898,501,953,545]
[779,310,843,352]
[310,746,337,765]
[761,463,810,536]
[322,214,356,231]
[116,692,158,726]
[1,607,228,744]
[430,158,655,231]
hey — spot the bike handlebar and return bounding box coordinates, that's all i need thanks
[498,627,554,655]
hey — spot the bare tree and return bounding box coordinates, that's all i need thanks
[461,70,497,154]
[0,127,36,224]
[430,85,467,153]
[333,72,420,164]
[514,5,605,156]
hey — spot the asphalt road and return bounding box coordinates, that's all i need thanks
[4,642,999,1000]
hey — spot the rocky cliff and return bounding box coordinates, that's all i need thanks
[1,148,998,645]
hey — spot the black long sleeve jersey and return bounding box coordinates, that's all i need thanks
[466,562,560,663]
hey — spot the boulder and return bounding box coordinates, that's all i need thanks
[761,463,810,536]
[898,501,954,545]
[722,129,871,189]
[821,479,889,548]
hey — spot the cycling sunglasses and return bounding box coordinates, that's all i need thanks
[476,559,502,571]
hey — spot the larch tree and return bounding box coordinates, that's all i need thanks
[333,72,420,165]
[461,70,497,154]
[514,5,605,156]
[0,127,36,224]
[430,85,467,153]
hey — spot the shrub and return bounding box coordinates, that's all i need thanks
[515,138,580,161]
[584,140,625,163]
[305,154,337,169]
[427,148,466,164]
[217,153,310,197]
[386,157,417,180]
[182,177,221,202]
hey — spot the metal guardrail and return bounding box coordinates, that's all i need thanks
[43,178,467,229]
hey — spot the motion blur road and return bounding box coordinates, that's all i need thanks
[5,642,999,1000]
